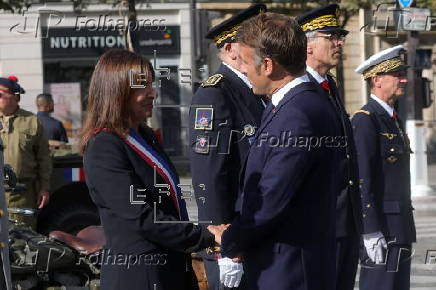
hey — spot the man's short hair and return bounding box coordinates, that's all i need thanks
[36,93,53,101]
[236,12,307,75]
[367,78,374,89]
[36,93,54,107]
[305,31,317,42]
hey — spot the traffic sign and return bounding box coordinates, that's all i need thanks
[399,0,414,8]
[401,8,431,31]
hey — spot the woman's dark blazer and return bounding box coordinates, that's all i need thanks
[83,126,214,290]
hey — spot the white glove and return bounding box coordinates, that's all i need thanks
[363,231,388,264]
[217,257,244,288]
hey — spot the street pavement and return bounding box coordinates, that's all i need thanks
[401,164,436,290]
[353,194,436,289]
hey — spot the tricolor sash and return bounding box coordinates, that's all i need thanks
[123,129,188,220]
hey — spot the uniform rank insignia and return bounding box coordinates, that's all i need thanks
[194,108,214,130]
[353,110,370,116]
[194,135,210,154]
[201,74,223,87]
[381,133,397,140]
[243,124,256,136]
[387,156,398,163]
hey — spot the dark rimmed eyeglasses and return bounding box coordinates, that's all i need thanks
[311,33,347,42]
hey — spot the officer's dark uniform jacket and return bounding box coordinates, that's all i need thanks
[189,63,264,225]
[84,126,215,290]
[351,97,416,244]
[307,72,364,237]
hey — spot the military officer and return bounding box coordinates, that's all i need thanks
[0,76,52,229]
[352,46,416,290]
[189,4,266,289]
[296,5,364,290]
[0,142,12,290]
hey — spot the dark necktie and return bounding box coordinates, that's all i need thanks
[392,111,407,146]
[260,95,270,108]
[321,80,341,113]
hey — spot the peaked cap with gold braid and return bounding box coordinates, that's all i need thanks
[205,3,266,48]
[355,45,408,79]
[296,3,348,35]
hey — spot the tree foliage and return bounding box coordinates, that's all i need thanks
[0,0,31,13]
[416,0,436,10]
[253,0,374,27]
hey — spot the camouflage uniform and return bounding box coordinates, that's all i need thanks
[0,108,51,229]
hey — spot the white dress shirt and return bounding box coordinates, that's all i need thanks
[271,74,310,107]
[370,94,394,118]
[223,62,252,89]
[306,65,327,84]
[222,62,267,108]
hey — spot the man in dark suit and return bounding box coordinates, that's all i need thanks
[296,4,364,290]
[352,45,416,290]
[189,4,266,289]
[217,12,345,290]
[36,93,68,143]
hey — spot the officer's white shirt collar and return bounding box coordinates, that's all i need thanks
[306,65,327,84]
[223,62,252,88]
[271,74,310,106]
[370,94,394,118]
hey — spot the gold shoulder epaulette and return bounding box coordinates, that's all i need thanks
[353,110,370,116]
[326,72,336,79]
[201,74,223,87]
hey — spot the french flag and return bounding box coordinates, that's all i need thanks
[64,168,86,182]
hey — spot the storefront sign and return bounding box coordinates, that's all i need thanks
[42,26,180,58]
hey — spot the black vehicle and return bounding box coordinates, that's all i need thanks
[37,151,100,235]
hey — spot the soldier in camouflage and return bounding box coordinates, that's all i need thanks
[0,76,52,229]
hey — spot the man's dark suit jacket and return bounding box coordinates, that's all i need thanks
[222,81,344,290]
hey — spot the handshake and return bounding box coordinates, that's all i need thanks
[206,224,244,288]
[207,224,229,245]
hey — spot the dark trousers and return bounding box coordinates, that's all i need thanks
[100,250,196,290]
[359,244,412,290]
[336,235,359,290]
[0,255,6,290]
[202,253,246,290]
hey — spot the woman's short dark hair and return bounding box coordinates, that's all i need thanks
[237,12,307,75]
[80,49,154,152]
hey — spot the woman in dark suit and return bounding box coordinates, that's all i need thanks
[81,49,221,290]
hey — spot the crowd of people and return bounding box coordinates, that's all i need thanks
[189,4,414,290]
[0,3,415,290]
